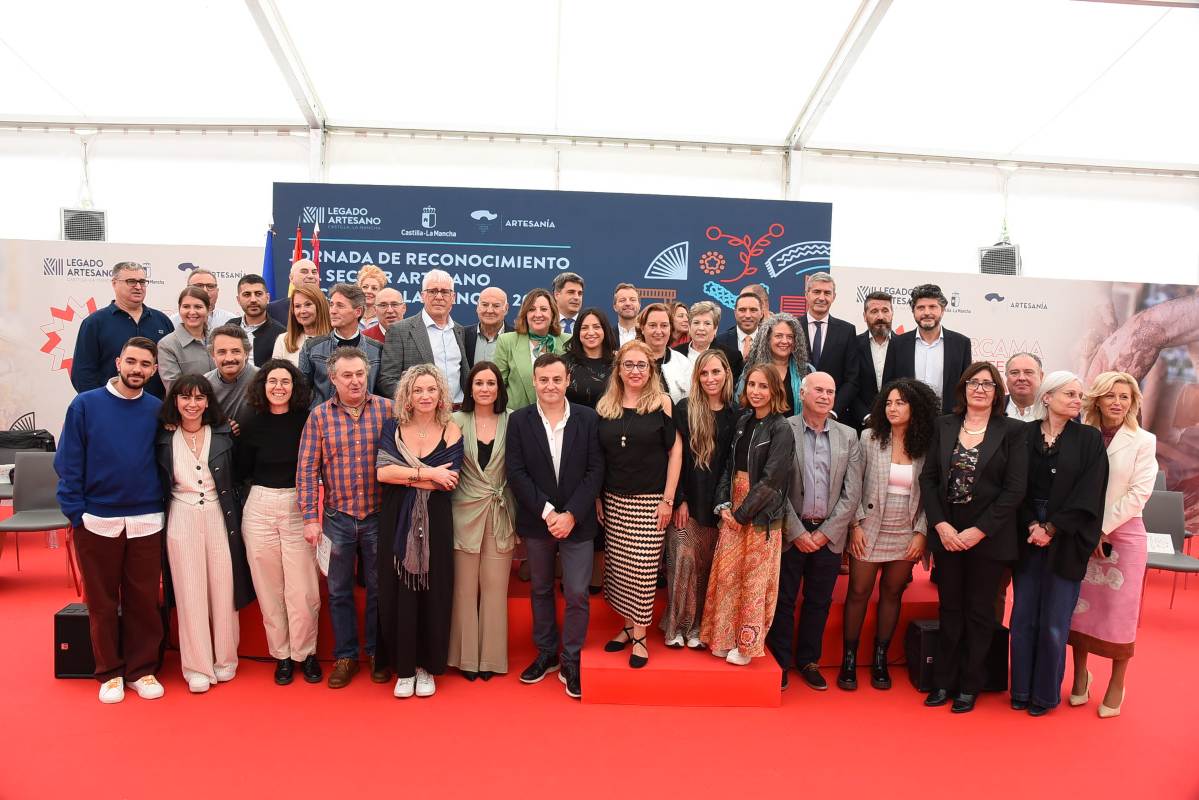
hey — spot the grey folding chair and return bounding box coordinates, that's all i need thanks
[1143,490,1199,609]
[0,452,80,594]
[0,446,18,503]
[1153,470,1167,490]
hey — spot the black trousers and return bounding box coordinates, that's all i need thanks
[526,536,594,666]
[932,547,1006,695]
[767,542,841,669]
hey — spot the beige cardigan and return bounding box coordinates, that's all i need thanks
[450,410,517,553]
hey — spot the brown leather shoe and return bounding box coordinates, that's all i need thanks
[327,657,359,689]
[369,654,392,684]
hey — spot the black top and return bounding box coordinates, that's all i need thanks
[235,408,310,488]
[1028,433,1059,504]
[597,407,676,493]
[734,414,763,472]
[477,438,494,470]
[783,378,797,418]
[675,399,739,528]
[564,354,611,409]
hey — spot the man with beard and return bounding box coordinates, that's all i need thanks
[850,291,898,427]
[363,287,406,344]
[229,274,285,367]
[611,283,642,346]
[268,259,322,326]
[714,290,765,362]
[884,284,972,413]
[798,272,859,422]
[55,337,168,704]
[204,325,259,429]
[1004,352,1043,421]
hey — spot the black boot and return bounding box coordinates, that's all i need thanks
[870,640,892,690]
[836,643,858,691]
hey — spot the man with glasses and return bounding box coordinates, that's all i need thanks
[362,287,406,344]
[883,283,972,414]
[463,286,509,367]
[378,269,469,403]
[268,259,322,326]
[71,262,174,397]
[169,268,235,328]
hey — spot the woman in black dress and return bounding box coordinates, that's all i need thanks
[376,364,463,699]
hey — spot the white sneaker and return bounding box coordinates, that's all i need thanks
[393,676,415,698]
[187,674,212,694]
[415,668,436,697]
[712,648,730,658]
[213,665,237,682]
[130,675,165,700]
[98,677,124,704]
[664,634,685,648]
[686,636,704,649]
[726,648,752,666]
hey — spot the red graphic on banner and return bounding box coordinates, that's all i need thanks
[705,223,785,283]
[698,250,726,275]
[778,295,806,316]
[41,296,98,374]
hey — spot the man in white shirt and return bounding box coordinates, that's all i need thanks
[553,272,585,335]
[884,284,972,413]
[169,268,236,328]
[612,283,641,345]
[1004,352,1044,421]
[378,269,469,403]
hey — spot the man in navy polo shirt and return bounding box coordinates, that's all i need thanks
[71,262,174,398]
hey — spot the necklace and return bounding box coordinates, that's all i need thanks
[619,408,636,447]
[963,420,988,436]
[1042,421,1064,446]
[182,426,203,458]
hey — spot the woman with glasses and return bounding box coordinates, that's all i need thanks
[1010,371,1107,717]
[495,289,570,411]
[919,362,1028,713]
[597,340,683,668]
[272,285,332,367]
[159,287,216,391]
[637,303,692,403]
[739,312,811,416]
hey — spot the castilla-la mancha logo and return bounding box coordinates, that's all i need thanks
[41,296,98,373]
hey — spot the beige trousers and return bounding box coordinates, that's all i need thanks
[447,527,513,673]
[167,499,238,683]
[241,486,321,660]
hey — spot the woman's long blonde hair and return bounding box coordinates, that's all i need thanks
[687,349,733,470]
[284,284,332,354]
[394,364,453,426]
[596,340,666,419]
[1083,371,1143,431]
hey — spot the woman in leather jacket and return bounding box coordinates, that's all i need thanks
[700,365,795,665]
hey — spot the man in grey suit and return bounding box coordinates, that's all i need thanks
[766,371,863,691]
[377,269,469,402]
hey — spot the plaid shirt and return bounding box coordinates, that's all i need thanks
[297,393,392,522]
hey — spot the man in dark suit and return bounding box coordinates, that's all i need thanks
[883,284,972,413]
[462,286,508,367]
[229,274,285,367]
[849,290,897,427]
[378,269,469,401]
[506,354,604,700]
[798,272,859,421]
[266,258,321,326]
[713,290,764,363]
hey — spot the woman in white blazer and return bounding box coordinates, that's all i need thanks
[840,378,941,691]
[1068,371,1157,718]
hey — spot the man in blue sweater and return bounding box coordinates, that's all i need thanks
[56,336,168,704]
[70,262,174,398]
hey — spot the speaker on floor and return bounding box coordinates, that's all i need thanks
[904,619,1009,693]
[54,603,109,679]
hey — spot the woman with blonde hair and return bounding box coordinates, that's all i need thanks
[668,301,690,347]
[495,289,569,410]
[1068,371,1156,718]
[376,364,464,699]
[356,264,389,329]
[661,349,738,648]
[597,340,683,668]
[271,285,332,366]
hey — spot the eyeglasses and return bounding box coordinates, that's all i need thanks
[119,278,149,287]
[190,282,218,291]
[376,302,404,309]
[423,288,453,297]
[966,380,997,392]
[478,302,506,311]
[621,361,650,372]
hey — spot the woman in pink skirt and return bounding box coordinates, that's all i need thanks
[1068,371,1157,718]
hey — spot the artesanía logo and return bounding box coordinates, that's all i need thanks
[43,257,64,276]
[505,217,556,229]
[303,206,325,224]
[470,209,498,234]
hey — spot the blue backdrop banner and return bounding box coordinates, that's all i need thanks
[272,182,832,319]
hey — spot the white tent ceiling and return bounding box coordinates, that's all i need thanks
[1,0,1196,170]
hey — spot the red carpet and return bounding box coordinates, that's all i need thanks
[2,534,1198,799]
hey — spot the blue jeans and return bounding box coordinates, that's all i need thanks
[1010,547,1082,708]
[323,508,379,659]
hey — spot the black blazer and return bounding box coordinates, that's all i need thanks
[919,414,1029,562]
[505,402,605,541]
[884,327,972,413]
[155,424,256,610]
[229,316,286,368]
[1017,420,1108,581]
[849,331,898,427]
[799,314,859,420]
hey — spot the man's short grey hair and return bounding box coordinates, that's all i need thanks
[329,346,369,374]
[807,272,835,289]
[552,272,584,292]
[422,269,454,291]
[688,300,721,327]
[1008,352,1043,370]
[800,371,835,392]
[329,282,366,311]
[208,323,251,354]
[112,261,144,279]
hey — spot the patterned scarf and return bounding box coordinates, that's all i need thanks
[529,332,558,357]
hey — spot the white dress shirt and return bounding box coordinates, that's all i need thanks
[536,401,571,519]
[618,324,638,346]
[81,379,166,539]
[869,333,891,391]
[736,326,755,355]
[424,310,464,403]
[806,313,829,364]
[913,328,945,395]
[1006,398,1038,421]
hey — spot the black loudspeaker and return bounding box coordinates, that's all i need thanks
[904,619,1009,693]
[54,602,110,679]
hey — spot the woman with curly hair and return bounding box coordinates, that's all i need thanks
[376,364,464,699]
[738,312,811,416]
[838,378,940,692]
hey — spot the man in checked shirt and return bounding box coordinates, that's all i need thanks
[298,346,393,688]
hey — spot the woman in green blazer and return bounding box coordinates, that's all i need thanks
[494,288,569,410]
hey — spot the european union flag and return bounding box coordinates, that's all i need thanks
[261,225,277,300]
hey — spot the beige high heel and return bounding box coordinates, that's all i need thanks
[1068,670,1092,706]
[1098,688,1124,719]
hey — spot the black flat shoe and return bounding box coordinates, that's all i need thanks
[924,689,951,707]
[1028,703,1050,717]
[274,658,294,686]
[604,626,634,653]
[629,635,649,669]
[1011,698,1029,711]
[300,655,322,684]
[478,671,495,681]
[951,693,977,713]
[519,653,560,684]
[588,585,602,596]
[461,670,478,682]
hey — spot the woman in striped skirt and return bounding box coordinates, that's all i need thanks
[597,340,683,668]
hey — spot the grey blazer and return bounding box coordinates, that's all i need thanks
[856,428,927,540]
[378,313,470,400]
[784,415,863,552]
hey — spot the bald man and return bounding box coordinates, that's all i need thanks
[267,259,322,326]
[363,287,406,344]
[464,286,510,367]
